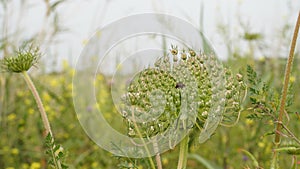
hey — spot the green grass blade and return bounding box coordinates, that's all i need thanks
[188,153,222,169]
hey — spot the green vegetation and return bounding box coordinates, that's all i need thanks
[0,1,300,169]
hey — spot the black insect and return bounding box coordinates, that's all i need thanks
[175,82,185,89]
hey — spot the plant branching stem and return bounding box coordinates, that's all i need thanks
[277,121,300,145]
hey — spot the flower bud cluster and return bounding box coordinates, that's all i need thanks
[122,45,245,138]
[0,46,40,73]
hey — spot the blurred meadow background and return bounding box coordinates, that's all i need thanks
[1,0,300,169]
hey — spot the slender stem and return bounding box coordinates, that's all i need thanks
[274,11,300,144]
[22,71,62,169]
[22,71,53,136]
[155,153,163,169]
[279,121,300,145]
[0,76,5,124]
[153,140,163,169]
[271,11,300,169]
[131,110,156,169]
[177,136,189,169]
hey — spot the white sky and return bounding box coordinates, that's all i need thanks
[0,0,300,71]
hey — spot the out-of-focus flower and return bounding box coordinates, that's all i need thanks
[7,114,16,121]
[5,167,15,169]
[11,148,19,155]
[30,162,41,169]
[258,142,265,148]
[290,76,296,83]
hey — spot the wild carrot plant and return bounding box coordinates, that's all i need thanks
[120,45,246,169]
[0,45,68,169]
[245,12,300,169]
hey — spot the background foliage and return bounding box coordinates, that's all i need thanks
[0,0,300,169]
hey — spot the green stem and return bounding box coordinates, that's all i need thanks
[177,136,189,169]
[131,110,156,169]
[22,71,62,169]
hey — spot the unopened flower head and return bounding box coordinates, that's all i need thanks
[123,45,246,139]
[0,46,40,73]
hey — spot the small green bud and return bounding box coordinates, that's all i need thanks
[189,49,196,57]
[181,51,187,60]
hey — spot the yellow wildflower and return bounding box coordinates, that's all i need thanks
[162,157,169,165]
[24,99,31,106]
[290,76,296,83]
[30,162,41,169]
[91,162,99,168]
[22,163,29,169]
[42,92,51,102]
[50,79,58,87]
[11,148,19,155]
[245,119,254,125]
[28,108,34,115]
[7,113,16,121]
[258,142,265,148]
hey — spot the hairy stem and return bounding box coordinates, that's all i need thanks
[271,11,300,169]
[22,71,62,169]
[155,153,163,169]
[177,136,189,169]
[22,71,53,136]
[274,11,300,144]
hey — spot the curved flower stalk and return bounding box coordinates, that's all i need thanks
[0,45,67,169]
